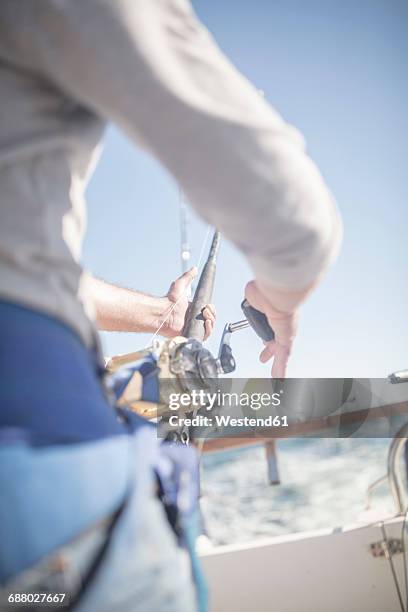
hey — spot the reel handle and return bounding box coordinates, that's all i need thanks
[241,299,275,342]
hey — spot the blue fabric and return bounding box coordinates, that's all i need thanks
[0,301,126,444]
[0,433,132,583]
[0,430,201,612]
[155,442,201,519]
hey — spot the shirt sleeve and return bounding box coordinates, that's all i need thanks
[11,0,342,290]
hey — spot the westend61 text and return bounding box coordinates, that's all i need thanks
[168,414,289,428]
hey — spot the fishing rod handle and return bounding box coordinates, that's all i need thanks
[182,261,215,341]
[241,299,275,342]
[182,230,220,342]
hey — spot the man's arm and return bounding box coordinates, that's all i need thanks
[10,0,341,373]
[88,271,215,340]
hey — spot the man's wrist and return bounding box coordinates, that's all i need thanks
[256,280,315,315]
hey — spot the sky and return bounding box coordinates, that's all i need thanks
[83,0,408,378]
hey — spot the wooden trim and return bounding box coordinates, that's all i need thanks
[201,400,408,454]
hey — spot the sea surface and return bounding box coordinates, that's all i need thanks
[201,438,397,546]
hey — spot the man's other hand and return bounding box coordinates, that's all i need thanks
[245,280,300,378]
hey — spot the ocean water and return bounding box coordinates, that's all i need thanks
[201,438,397,546]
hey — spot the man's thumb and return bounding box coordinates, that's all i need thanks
[172,266,197,295]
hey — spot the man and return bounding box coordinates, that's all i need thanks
[0,0,341,610]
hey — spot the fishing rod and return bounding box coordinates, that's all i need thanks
[182,230,220,342]
[170,227,275,380]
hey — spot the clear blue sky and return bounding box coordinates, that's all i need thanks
[83,0,408,378]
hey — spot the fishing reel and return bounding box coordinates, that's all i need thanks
[169,338,219,394]
[169,338,218,386]
[167,298,275,386]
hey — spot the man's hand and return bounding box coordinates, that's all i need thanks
[89,272,216,339]
[245,281,300,378]
[158,267,216,340]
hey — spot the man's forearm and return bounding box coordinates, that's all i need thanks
[89,276,165,333]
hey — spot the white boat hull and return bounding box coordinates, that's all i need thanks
[200,516,405,612]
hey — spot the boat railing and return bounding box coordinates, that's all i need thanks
[388,421,408,515]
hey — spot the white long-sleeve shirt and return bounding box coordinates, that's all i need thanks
[0,0,341,345]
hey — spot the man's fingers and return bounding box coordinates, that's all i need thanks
[271,353,289,378]
[245,279,299,378]
[202,304,216,324]
[177,266,197,290]
[205,303,216,318]
[201,304,216,340]
[204,318,213,341]
[271,361,287,378]
[260,342,275,363]
[169,267,197,299]
[260,340,291,377]
[271,344,291,378]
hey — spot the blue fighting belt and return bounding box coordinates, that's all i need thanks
[0,302,207,611]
